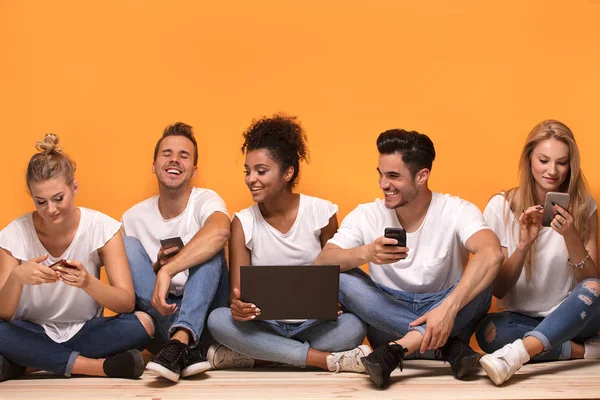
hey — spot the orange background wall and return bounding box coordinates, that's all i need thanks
[1,1,600,242]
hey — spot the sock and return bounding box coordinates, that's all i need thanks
[103,350,144,379]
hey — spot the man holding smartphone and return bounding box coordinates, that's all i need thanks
[315,129,504,388]
[122,122,230,382]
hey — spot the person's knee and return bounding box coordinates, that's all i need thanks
[207,307,232,336]
[135,311,155,337]
[580,279,600,299]
[339,314,367,346]
[475,314,500,353]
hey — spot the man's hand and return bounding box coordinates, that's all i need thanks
[154,246,180,273]
[409,302,457,353]
[152,269,177,316]
[365,236,408,265]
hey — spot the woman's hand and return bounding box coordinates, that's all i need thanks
[11,255,58,286]
[518,205,543,249]
[230,288,261,321]
[55,259,90,289]
[551,204,577,238]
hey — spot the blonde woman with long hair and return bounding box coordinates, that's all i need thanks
[476,120,600,385]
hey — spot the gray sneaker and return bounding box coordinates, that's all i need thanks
[207,344,255,369]
[326,345,372,373]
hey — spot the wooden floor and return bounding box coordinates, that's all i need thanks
[2,360,600,399]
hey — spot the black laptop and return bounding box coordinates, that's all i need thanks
[240,265,340,320]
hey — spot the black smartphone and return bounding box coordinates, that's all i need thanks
[541,192,570,227]
[384,227,407,247]
[159,236,184,250]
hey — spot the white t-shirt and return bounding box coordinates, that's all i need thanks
[122,188,229,296]
[484,194,598,317]
[328,192,488,293]
[236,194,337,323]
[236,194,338,265]
[0,208,120,343]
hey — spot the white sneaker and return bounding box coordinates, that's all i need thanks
[326,345,372,373]
[207,344,255,369]
[584,336,600,359]
[479,339,530,385]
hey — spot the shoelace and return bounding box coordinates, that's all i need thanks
[159,341,187,365]
[330,348,363,373]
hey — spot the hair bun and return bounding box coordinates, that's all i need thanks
[35,133,60,155]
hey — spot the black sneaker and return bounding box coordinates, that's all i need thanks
[103,350,145,379]
[0,356,26,382]
[360,343,406,388]
[181,345,211,378]
[437,337,481,379]
[146,339,188,382]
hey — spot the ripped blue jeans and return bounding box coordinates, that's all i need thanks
[476,278,600,361]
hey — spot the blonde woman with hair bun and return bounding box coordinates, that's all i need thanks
[0,134,154,382]
[476,120,600,385]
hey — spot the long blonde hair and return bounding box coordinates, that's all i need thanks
[26,133,76,190]
[503,120,591,281]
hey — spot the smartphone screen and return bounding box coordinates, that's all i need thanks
[160,236,184,250]
[384,227,407,247]
[541,192,570,227]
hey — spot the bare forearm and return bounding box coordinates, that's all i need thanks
[0,274,23,320]
[492,245,531,299]
[443,250,502,313]
[163,229,229,277]
[564,233,599,280]
[315,246,369,272]
[83,276,134,313]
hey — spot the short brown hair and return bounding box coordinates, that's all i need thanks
[153,122,198,166]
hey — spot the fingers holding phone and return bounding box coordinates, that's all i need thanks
[14,255,58,286]
[55,259,90,289]
[550,202,574,236]
[367,228,408,265]
[155,237,184,272]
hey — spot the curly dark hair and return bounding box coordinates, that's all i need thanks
[241,113,309,188]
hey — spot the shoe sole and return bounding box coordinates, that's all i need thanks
[206,345,220,369]
[479,356,504,385]
[146,361,180,382]
[360,358,386,388]
[454,352,481,380]
[181,361,212,378]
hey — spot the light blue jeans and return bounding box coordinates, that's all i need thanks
[207,308,367,367]
[339,268,492,358]
[0,313,150,376]
[476,278,600,361]
[124,236,229,350]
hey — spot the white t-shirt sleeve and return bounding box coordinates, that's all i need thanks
[311,198,338,234]
[327,205,366,249]
[483,194,510,248]
[455,199,489,246]
[89,212,122,254]
[195,190,230,226]
[234,208,254,251]
[0,219,30,261]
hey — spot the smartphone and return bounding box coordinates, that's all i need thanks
[384,227,407,247]
[160,236,184,250]
[48,259,75,270]
[541,192,570,227]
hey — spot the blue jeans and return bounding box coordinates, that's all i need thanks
[124,236,229,349]
[0,313,150,377]
[339,268,492,357]
[207,307,367,367]
[476,278,600,361]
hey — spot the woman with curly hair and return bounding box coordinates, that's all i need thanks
[476,120,600,385]
[207,114,369,373]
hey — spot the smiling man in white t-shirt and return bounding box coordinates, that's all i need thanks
[315,129,503,388]
[121,122,230,382]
